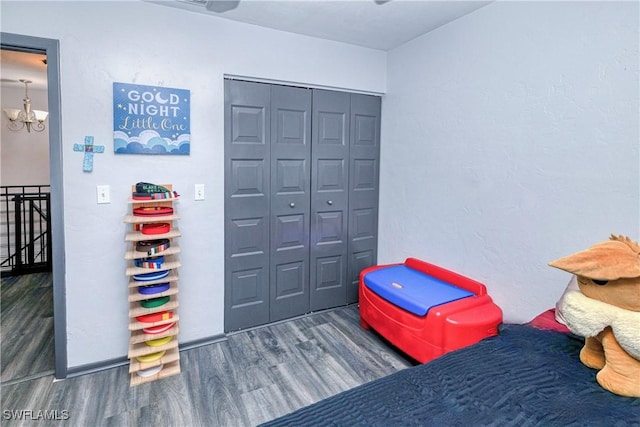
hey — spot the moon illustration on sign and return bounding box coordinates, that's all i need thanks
[156,92,169,104]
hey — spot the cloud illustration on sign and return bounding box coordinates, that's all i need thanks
[114,130,190,155]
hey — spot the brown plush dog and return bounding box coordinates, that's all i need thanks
[550,235,640,397]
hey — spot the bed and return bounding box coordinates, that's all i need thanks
[261,314,640,426]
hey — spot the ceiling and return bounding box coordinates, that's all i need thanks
[148,0,492,51]
[0,50,48,90]
[1,1,492,91]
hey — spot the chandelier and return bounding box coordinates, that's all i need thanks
[4,79,48,133]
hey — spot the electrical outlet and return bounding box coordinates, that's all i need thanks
[97,185,110,204]
[195,184,205,201]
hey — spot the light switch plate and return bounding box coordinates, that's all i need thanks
[195,184,205,201]
[97,185,110,204]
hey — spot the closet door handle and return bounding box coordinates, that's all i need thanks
[289,202,295,208]
[327,200,333,206]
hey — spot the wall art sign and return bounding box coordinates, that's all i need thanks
[113,82,190,155]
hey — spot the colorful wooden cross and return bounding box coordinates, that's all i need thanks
[73,136,104,172]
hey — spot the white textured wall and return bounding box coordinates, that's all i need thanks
[1,1,386,368]
[1,85,50,186]
[380,1,639,323]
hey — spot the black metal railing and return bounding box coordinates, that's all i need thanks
[0,185,51,277]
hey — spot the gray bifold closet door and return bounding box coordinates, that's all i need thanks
[347,94,381,304]
[309,89,350,311]
[224,79,380,332]
[270,85,312,322]
[224,80,272,331]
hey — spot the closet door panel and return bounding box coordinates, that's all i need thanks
[310,89,350,311]
[270,85,312,321]
[348,94,381,303]
[225,80,271,331]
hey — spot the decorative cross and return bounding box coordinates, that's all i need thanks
[73,136,104,172]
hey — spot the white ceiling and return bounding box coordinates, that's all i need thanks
[0,50,48,90]
[148,0,492,51]
[1,1,491,91]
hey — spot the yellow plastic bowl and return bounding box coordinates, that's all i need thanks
[145,335,173,347]
[136,350,166,363]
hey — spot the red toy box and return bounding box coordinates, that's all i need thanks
[359,258,503,363]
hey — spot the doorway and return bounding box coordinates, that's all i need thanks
[0,33,66,381]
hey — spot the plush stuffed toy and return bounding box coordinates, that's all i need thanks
[549,235,640,397]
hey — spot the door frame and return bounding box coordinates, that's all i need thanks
[1,32,67,379]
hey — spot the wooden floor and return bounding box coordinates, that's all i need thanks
[1,272,55,384]
[1,305,414,426]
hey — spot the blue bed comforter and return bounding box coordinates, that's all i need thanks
[262,324,640,426]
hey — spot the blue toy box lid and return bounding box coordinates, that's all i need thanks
[363,265,474,316]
